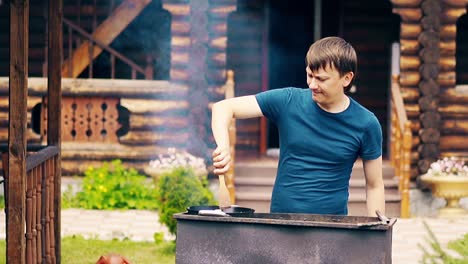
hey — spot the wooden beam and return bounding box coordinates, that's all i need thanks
[61,0,152,77]
[8,0,29,263]
[48,0,62,262]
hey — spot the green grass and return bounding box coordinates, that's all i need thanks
[0,236,175,264]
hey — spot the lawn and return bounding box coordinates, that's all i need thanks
[0,236,175,264]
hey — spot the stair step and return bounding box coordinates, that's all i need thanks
[236,191,401,202]
[235,177,399,188]
[235,159,395,179]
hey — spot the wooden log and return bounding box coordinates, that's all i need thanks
[418,96,439,111]
[419,64,439,81]
[390,0,422,7]
[207,53,227,67]
[418,31,439,48]
[438,71,456,87]
[439,88,468,103]
[442,8,467,23]
[208,22,228,35]
[209,36,227,50]
[440,135,468,150]
[439,104,468,117]
[439,56,456,71]
[400,71,420,86]
[421,0,442,15]
[418,159,433,174]
[406,104,420,118]
[171,51,189,67]
[440,24,457,40]
[421,15,440,31]
[61,143,171,160]
[162,3,190,17]
[171,21,191,34]
[411,150,420,161]
[440,151,468,159]
[419,128,440,143]
[0,97,42,111]
[172,36,191,48]
[120,99,190,114]
[170,69,189,81]
[400,56,420,70]
[60,160,153,176]
[412,136,421,148]
[119,131,189,145]
[420,111,441,128]
[442,0,468,7]
[400,24,422,38]
[419,79,439,96]
[0,77,189,98]
[129,114,189,130]
[439,41,456,55]
[209,5,237,19]
[400,39,420,54]
[418,143,440,158]
[419,48,440,64]
[401,87,420,101]
[441,119,468,134]
[392,8,422,22]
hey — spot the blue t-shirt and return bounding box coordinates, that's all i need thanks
[255,88,382,215]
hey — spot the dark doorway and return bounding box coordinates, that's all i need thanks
[267,0,316,148]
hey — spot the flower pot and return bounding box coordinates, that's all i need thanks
[420,174,468,217]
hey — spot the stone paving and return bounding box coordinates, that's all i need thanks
[1,209,468,263]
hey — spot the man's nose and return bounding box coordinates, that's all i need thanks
[308,78,318,89]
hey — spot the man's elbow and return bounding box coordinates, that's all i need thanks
[367,178,385,190]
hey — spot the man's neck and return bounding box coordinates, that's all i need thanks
[317,95,349,113]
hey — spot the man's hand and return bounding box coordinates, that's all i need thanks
[212,147,231,175]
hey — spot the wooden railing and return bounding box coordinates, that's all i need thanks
[2,146,60,263]
[390,75,412,218]
[62,18,153,80]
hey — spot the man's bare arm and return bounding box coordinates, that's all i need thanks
[211,95,263,174]
[363,156,385,217]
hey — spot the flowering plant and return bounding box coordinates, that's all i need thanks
[426,157,468,177]
[147,148,208,177]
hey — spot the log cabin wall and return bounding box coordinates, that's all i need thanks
[0,78,189,175]
[439,1,468,160]
[391,0,468,177]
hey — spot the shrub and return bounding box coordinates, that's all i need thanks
[420,221,468,263]
[155,167,216,235]
[72,160,158,210]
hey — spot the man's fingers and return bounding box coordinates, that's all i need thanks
[213,154,230,168]
[213,165,229,175]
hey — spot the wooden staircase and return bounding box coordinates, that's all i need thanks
[234,157,401,217]
[62,0,152,78]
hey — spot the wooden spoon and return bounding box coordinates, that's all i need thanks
[218,175,231,209]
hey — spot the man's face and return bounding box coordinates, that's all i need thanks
[306,66,353,105]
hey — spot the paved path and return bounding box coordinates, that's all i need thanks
[1,210,468,263]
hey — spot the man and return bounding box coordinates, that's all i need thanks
[211,37,385,216]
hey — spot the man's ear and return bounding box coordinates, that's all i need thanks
[342,72,354,87]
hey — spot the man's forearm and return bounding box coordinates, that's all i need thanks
[211,101,233,149]
[366,184,385,217]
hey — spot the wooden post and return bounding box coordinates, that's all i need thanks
[48,0,62,262]
[8,0,29,263]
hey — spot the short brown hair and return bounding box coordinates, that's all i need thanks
[305,37,357,91]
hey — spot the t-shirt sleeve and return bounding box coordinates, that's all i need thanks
[255,88,292,121]
[359,114,383,160]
